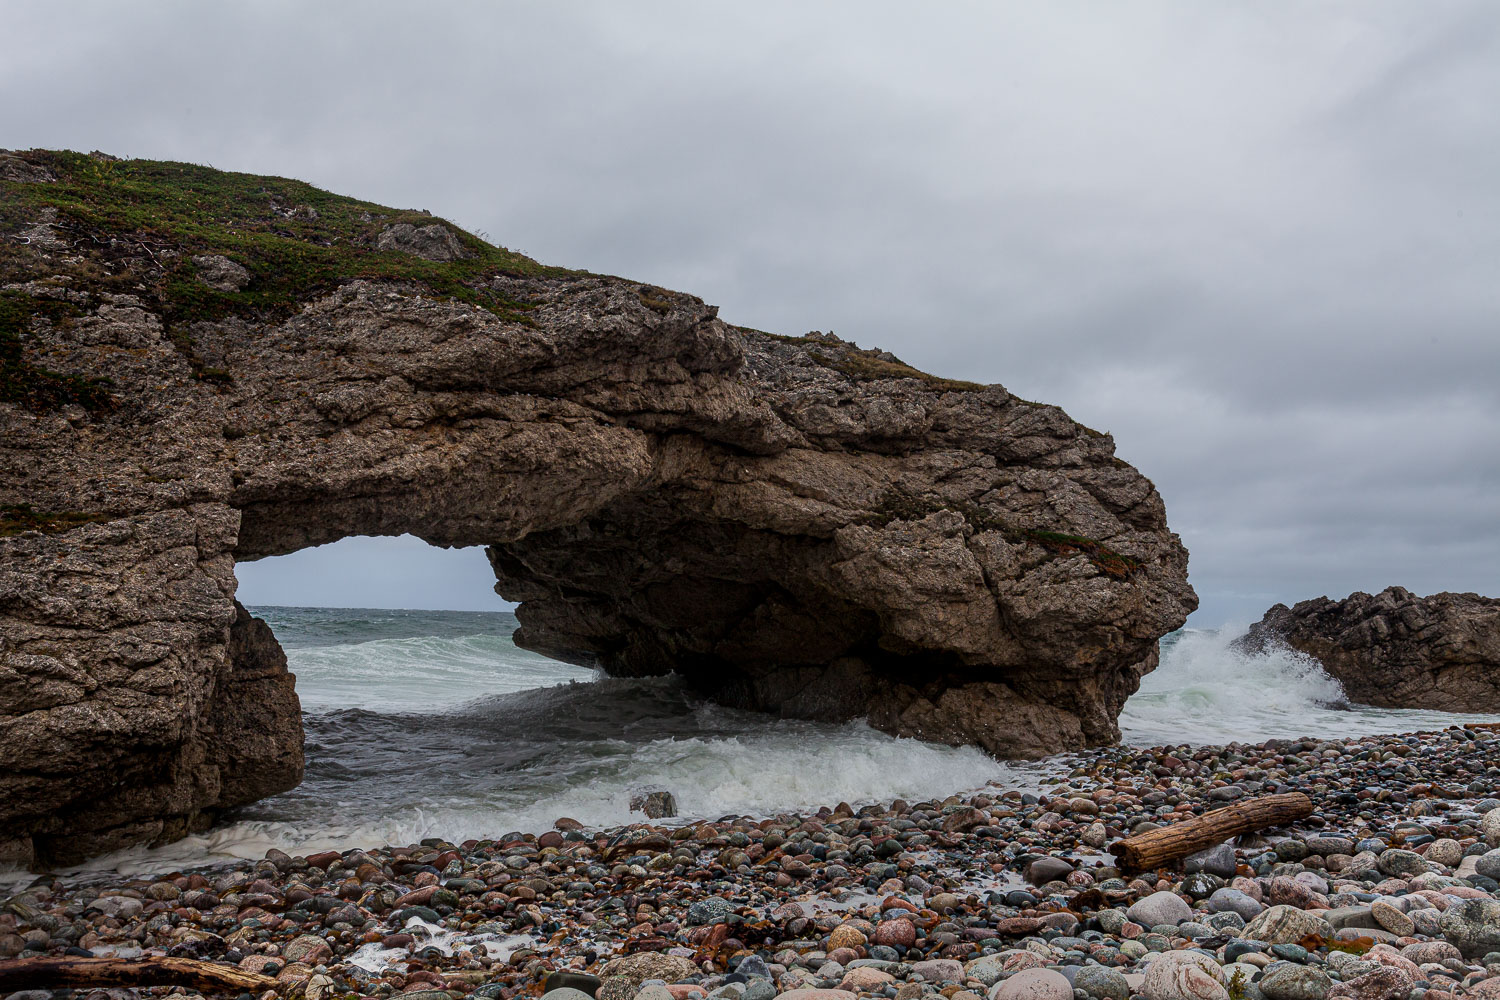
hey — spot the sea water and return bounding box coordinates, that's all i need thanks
[24,607,1498,880]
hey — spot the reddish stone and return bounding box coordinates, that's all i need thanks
[995,917,1044,935]
[942,807,990,833]
[1446,887,1491,899]
[871,917,917,948]
[393,884,438,906]
[700,924,729,951]
[840,968,895,991]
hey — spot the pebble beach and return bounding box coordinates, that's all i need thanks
[7,725,1500,1000]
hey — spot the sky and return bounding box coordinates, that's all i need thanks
[6,2,1497,622]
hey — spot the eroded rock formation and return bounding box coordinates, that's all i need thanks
[1240,588,1500,711]
[0,151,1195,865]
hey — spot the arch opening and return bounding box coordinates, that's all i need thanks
[236,534,514,616]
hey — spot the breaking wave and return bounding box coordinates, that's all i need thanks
[28,608,1497,884]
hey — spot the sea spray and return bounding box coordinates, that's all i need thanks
[269,606,598,712]
[1120,626,1498,745]
[33,607,1498,883]
[287,633,596,712]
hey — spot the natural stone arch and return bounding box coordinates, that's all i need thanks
[0,153,1196,867]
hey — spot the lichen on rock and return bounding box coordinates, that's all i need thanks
[192,253,251,292]
[377,221,468,261]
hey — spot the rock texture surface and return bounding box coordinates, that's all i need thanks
[0,151,1195,863]
[376,222,467,261]
[1240,587,1500,711]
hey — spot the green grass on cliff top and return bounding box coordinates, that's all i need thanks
[0,150,565,320]
[1,150,1030,411]
[0,150,564,302]
[0,150,571,404]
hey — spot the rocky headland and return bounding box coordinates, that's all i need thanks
[1239,589,1500,712]
[0,150,1195,866]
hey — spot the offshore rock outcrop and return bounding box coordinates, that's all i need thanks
[0,151,1196,865]
[1240,587,1500,712]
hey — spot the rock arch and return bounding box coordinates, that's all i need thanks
[1,154,1195,866]
[2,274,1194,867]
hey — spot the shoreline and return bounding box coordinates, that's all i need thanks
[5,724,1500,1000]
[33,618,1490,893]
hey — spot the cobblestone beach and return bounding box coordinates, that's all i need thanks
[6,725,1500,1000]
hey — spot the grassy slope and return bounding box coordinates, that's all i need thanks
[0,149,567,405]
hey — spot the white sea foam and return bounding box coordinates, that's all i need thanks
[780,889,885,916]
[36,686,1030,882]
[1120,626,1499,745]
[346,916,536,972]
[287,633,596,713]
[13,609,1496,889]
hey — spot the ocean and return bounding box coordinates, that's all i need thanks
[37,607,1499,880]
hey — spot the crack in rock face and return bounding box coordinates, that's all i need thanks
[0,156,1196,867]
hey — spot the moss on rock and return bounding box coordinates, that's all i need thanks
[0,290,114,411]
[0,503,107,537]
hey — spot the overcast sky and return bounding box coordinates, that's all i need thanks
[7,2,1498,623]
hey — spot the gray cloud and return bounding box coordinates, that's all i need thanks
[236,536,505,612]
[7,0,1497,622]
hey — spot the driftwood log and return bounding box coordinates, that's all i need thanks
[1109,791,1314,871]
[0,956,280,993]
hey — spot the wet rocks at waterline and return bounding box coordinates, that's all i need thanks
[7,725,1500,1000]
[630,791,679,820]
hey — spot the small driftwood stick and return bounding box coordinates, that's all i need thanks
[1109,791,1314,871]
[0,956,280,993]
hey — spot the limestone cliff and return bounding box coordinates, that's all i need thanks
[0,150,1196,866]
[1239,587,1500,711]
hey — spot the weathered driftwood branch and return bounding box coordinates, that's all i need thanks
[0,956,280,993]
[1109,791,1314,871]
